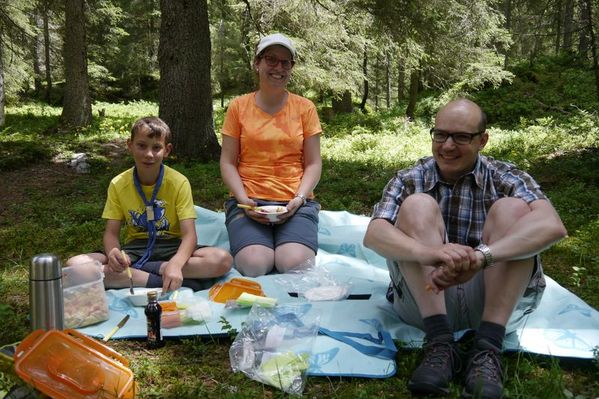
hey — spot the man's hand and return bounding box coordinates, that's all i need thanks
[161,262,184,292]
[425,243,484,292]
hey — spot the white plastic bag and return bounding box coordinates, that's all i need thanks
[275,258,351,301]
[229,303,320,395]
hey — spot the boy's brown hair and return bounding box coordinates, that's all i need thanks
[131,117,172,144]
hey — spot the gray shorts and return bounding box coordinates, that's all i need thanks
[388,256,546,334]
[98,238,205,264]
[224,197,320,256]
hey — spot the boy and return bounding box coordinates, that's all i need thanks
[66,117,232,293]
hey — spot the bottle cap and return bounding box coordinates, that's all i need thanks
[147,290,158,300]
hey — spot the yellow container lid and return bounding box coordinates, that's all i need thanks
[14,329,135,399]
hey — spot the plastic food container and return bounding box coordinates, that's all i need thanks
[14,329,136,399]
[62,262,109,328]
[126,288,163,307]
[208,278,265,303]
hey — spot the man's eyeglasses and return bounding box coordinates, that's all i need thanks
[430,128,484,145]
[262,55,295,70]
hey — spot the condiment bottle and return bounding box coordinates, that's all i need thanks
[145,290,164,348]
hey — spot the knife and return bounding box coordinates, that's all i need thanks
[103,314,130,342]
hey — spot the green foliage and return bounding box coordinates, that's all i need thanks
[474,56,599,127]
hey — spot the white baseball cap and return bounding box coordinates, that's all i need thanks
[255,33,296,59]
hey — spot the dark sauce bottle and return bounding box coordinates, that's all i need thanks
[145,290,164,348]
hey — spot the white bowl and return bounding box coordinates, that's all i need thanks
[255,205,288,222]
[127,288,162,307]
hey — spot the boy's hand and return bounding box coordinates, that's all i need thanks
[107,248,129,273]
[161,262,184,292]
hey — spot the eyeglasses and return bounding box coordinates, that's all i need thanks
[262,55,295,70]
[430,128,484,145]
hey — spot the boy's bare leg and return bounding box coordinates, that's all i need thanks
[159,246,233,278]
[65,252,151,288]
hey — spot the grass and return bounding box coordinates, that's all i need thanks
[1,100,598,398]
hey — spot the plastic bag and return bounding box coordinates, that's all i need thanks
[162,291,213,329]
[229,303,320,395]
[275,258,351,301]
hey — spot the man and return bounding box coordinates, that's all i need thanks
[363,99,567,398]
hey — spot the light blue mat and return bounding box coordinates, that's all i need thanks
[78,207,599,378]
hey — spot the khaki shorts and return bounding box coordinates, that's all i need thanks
[387,257,546,334]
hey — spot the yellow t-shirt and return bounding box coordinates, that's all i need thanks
[222,91,322,201]
[102,165,196,243]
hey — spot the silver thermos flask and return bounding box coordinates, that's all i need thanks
[30,253,64,330]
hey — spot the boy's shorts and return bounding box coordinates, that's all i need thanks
[387,256,546,334]
[224,197,320,257]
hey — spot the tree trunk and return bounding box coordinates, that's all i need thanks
[0,42,5,128]
[60,0,92,128]
[405,69,419,120]
[563,0,574,52]
[359,48,368,112]
[374,55,380,111]
[43,0,53,103]
[503,0,512,68]
[159,0,220,161]
[33,11,43,96]
[385,51,390,109]
[583,0,599,100]
[579,0,591,56]
[219,19,225,109]
[555,0,562,54]
[332,90,353,113]
[397,58,404,103]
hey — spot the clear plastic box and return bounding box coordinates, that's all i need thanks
[62,261,109,328]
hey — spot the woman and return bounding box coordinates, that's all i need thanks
[220,33,322,277]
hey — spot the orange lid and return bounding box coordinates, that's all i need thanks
[208,278,265,303]
[14,329,135,399]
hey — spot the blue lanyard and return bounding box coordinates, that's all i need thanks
[131,163,164,269]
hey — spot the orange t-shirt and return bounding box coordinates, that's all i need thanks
[222,92,322,201]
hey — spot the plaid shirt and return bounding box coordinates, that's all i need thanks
[372,155,547,247]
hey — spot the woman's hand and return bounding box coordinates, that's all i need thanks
[274,196,304,223]
[239,198,271,224]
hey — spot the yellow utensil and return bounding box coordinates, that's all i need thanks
[122,250,134,295]
[103,314,130,342]
[237,204,259,211]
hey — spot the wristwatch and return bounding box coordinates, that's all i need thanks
[295,193,307,206]
[475,244,494,269]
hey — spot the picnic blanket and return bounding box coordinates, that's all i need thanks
[78,207,599,378]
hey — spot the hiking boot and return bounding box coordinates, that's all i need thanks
[408,334,461,395]
[461,339,503,399]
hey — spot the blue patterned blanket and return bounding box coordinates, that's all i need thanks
[77,207,599,378]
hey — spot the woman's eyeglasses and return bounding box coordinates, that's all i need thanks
[430,128,484,145]
[262,55,295,70]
